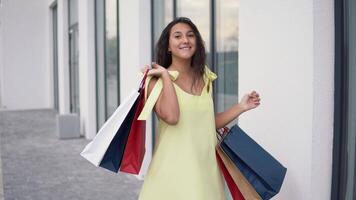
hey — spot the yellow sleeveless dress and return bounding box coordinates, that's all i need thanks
[137,66,226,200]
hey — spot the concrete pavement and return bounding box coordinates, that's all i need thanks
[0,109,142,200]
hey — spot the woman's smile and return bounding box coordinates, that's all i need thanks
[179,46,192,50]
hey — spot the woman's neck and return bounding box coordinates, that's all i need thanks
[169,57,192,75]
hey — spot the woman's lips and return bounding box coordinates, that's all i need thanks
[179,47,191,50]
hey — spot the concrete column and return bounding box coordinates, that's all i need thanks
[77,0,97,138]
[311,0,334,199]
[57,0,70,114]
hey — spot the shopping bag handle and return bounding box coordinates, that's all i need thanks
[216,126,230,143]
[138,69,149,91]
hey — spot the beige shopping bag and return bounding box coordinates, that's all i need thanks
[216,146,262,200]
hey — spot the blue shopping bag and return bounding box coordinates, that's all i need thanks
[219,125,287,200]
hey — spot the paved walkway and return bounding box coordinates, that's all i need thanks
[0,109,142,200]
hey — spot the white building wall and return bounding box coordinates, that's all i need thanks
[119,0,152,179]
[0,0,51,110]
[312,0,334,199]
[239,0,333,199]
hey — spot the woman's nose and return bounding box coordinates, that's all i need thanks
[181,36,189,43]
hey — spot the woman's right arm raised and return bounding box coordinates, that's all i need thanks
[146,63,180,125]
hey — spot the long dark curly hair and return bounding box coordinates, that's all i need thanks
[155,17,206,90]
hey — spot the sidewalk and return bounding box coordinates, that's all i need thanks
[0,109,142,200]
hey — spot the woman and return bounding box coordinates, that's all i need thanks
[138,17,261,200]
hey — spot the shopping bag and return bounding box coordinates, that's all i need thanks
[216,150,245,200]
[99,97,140,172]
[119,79,146,174]
[219,125,287,200]
[216,145,262,200]
[80,90,140,167]
[80,71,148,171]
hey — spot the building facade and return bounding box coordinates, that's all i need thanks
[0,0,355,199]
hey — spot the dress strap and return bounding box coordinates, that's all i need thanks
[204,65,217,93]
[137,70,179,120]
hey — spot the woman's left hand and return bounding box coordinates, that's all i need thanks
[239,91,261,112]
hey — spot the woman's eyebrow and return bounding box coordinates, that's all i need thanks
[172,30,194,34]
[173,31,182,34]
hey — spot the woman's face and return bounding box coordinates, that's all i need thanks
[168,22,197,61]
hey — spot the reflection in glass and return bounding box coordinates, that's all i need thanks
[215,0,239,113]
[96,0,106,129]
[95,0,119,129]
[69,0,78,25]
[105,0,119,118]
[68,0,80,114]
[153,0,173,46]
[69,27,80,114]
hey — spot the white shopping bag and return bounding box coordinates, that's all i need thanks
[80,90,140,167]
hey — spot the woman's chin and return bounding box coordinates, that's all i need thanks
[174,53,194,60]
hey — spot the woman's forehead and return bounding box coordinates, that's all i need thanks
[171,23,193,34]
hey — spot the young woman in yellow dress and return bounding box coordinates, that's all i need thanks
[138,17,261,200]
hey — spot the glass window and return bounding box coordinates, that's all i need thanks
[68,0,80,114]
[105,0,119,117]
[176,0,211,63]
[153,0,174,45]
[215,0,239,113]
[95,0,120,129]
[69,0,78,25]
[95,0,106,128]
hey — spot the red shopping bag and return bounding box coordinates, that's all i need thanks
[119,73,147,174]
[216,150,245,200]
